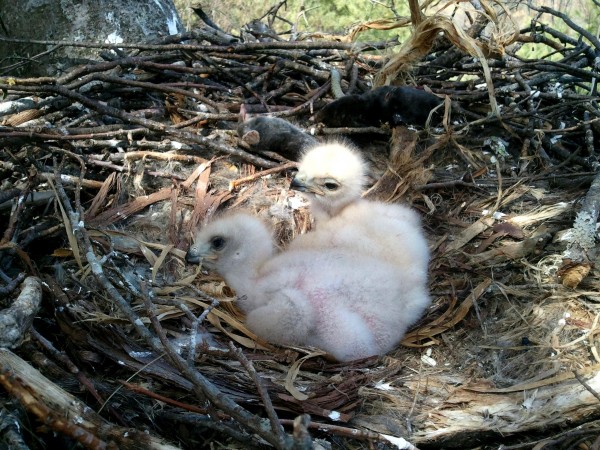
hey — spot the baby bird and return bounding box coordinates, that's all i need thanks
[289,143,430,285]
[290,143,368,223]
[186,212,429,361]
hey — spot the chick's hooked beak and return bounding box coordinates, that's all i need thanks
[185,242,214,265]
[290,175,324,196]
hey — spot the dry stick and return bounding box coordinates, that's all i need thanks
[415,179,483,191]
[228,341,291,449]
[279,418,385,442]
[530,4,600,50]
[317,126,390,136]
[123,380,255,443]
[0,35,383,54]
[30,327,127,426]
[121,381,220,417]
[271,80,332,119]
[138,283,295,449]
[1,188,29,244]
[158,410,268,444]
[198,53,269,109]
[0,366,110,450]
[64,72,220,112]
[583,111,595,158]
[181,298,219,366]
[565,170,600,258]
[40,172,103,189]
[0,127,149,141]
[0,272,26,296]
[50,171,293,447]
[0,82,278,169]
[229,161,298,190]
[0,188,22,204]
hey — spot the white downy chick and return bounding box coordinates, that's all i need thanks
[289,142,430,285]
[290,142,368,223]
[186,212,428,361]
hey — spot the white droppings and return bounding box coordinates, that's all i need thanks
[421,354,437,367]
[381,434,415,449]
[105,31,123,44]
[374,380,394,391]
[287,195,308,210]
[328,411,341,421]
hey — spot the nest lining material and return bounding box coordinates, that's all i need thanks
[1,2,600,449]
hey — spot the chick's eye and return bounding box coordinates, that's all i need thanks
[211,236,226,250]
[324,182,339,191]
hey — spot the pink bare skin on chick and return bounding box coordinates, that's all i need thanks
[186,213,426,362]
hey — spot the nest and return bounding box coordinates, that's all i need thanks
[1,2,600,449]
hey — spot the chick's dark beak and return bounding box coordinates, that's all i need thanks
[185,249,201,264]
[290,177,308,192]
[290,177,324,195]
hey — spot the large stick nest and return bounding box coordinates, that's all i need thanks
[1,1,600,449]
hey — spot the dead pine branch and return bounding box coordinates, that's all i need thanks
[0,276,41,349]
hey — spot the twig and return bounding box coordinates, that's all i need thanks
[0,364,110,450]
[0,272,26,297]
[183,298,219,365]
[0,276,41,348]
[229,161,297,190]
[0,82,280,168]
[228,341,292,448]
[30,327,127,425]
[138,282,295,449]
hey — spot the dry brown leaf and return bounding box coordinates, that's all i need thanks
[445,216,495,252]
[47,178,84,271]
[493,222,525,239]
[465,363,600,393]
[285,351,327,401]
[86,172,116,220]
[403,278,492,345]
[88,187,175,227]
[560,263,592,289]
[51,248,74,257]
[180,296,272,350]
[377,2,518,115]
[139,242,158,266]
